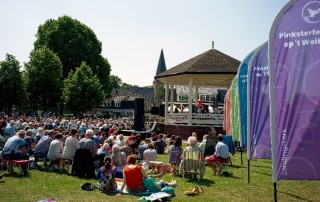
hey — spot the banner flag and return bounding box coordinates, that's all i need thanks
[269,0,320,181]
[247,41,271,160]
[238,51,254,147]
[231,76,240,141]
[224,88,232,135]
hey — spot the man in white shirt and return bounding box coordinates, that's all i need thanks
[205,134,229,175]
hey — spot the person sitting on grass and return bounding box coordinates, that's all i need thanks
[119,155,148,194]
[111,144,126,178]
[205,134,229,176]
[154,134,166,154]
[143,176,176,193]
[138,138,151,160]
[120,138,133,158]
[97,156,117,192]
[198,134,208,154]
[143,143,157,169]
[168,136,183,174]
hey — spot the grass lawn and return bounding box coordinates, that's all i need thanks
[1,151,319,202]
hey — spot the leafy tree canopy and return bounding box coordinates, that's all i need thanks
[0,54,25,112]
[34,15,111,93]
[25,47,63,112]
[63,62,105,115]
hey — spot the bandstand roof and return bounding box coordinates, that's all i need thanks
[154,48,241,87]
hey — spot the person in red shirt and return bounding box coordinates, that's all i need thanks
[119,155,148,194]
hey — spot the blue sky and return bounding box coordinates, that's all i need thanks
[0,0,289,86]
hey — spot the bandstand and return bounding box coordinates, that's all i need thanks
[154,46,240,138]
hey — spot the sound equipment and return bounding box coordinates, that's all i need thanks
[134,98,145,131]
[151,107,159,115]
[134,98,144,115]
[159,104,165,117]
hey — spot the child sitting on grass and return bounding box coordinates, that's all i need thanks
[97,156,117,192]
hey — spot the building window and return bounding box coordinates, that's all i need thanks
[199,94,214,102]
[177,95,189,102]
[115,101,121,107]
[106,101,111,107]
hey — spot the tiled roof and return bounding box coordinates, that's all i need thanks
[155,48,240,78]
[107,87,154,102]
[128,87,154,100]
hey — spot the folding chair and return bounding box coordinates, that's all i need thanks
[204,135,217,157]
[180,150,202,181]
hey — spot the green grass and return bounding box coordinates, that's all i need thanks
[1,152,319,202]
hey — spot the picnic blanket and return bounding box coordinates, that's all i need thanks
[138,192,171,201]
[115,178,174,198]
[116,184,155,195]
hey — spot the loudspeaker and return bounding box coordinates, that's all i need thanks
[134,98,144,115]
[151,107,159,115]
[133,114,144,131]
[159,104,165,117]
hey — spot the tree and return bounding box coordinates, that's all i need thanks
[0,54,26,112]
[25,47,63,112]
[63,62,105,116]
[106,75,122,96]
[121,82,139,88]
[155,84,165,100]
[34,15,111,93]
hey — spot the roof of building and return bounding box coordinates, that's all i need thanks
[155,49,167,76]
[155,48,240,78]
[154,48,241,87]
[106,87,154,102]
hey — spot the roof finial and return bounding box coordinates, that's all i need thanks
[212,41,214,49]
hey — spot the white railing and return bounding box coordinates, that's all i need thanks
[167,113,224,127]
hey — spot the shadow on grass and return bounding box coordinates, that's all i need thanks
[251,164,272,169]
[278,191,314,202]
[229,164,244,169]
[253,171,272,177]
[32,166,77,177]
[253,184,313,202]
[2,171,29,178]
[177,175,215,187]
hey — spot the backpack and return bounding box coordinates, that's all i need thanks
[81,183,96,191]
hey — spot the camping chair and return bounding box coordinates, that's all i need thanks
[180,150,203,181]
[204,135,217,157]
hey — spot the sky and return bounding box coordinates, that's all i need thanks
[0,0,289,87]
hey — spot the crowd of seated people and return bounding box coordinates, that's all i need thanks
[0,115,230,195]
